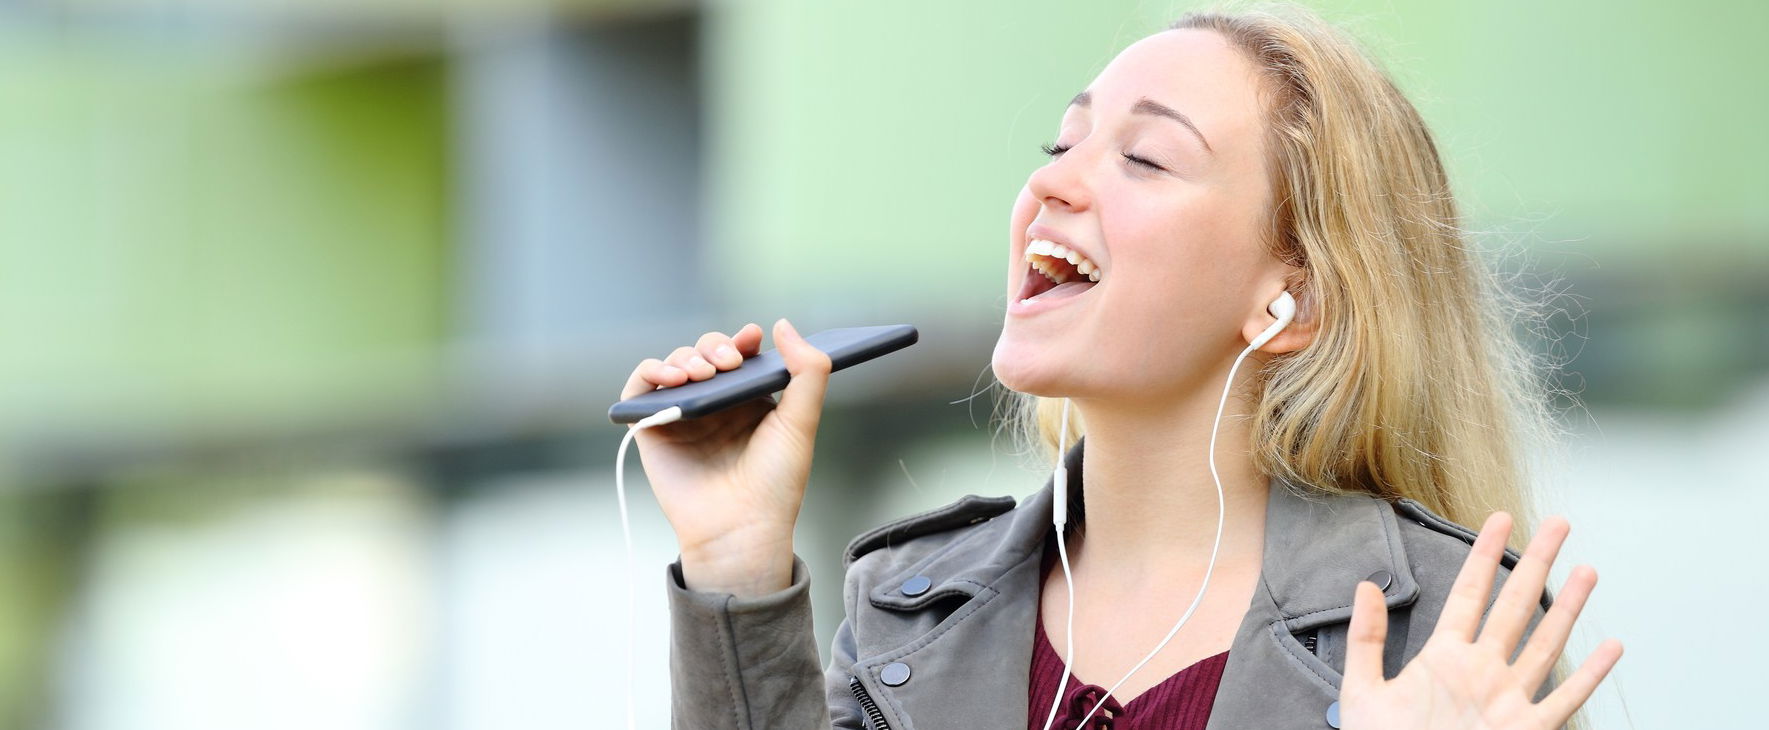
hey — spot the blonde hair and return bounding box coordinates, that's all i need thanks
[1005,2,1583,716]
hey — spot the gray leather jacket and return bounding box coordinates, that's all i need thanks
[665,438,1554,729]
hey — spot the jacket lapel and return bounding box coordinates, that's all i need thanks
[845,443,1075,729]
[847,437,1419,730]
[1205,475,1419,729]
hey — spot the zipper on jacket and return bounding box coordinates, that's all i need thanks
[1302,630,1319,655]
[849,675,891,730]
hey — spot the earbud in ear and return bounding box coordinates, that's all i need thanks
[1249,291,1296,350]
[1269,290,1296,324]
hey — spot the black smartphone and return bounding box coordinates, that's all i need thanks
[607,324,919,424]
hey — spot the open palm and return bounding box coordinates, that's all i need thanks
[1339,512,1624,729]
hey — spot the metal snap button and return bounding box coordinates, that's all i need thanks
[881,662,911,687]
[1365,569,1393,591]
[900,575,932,597]
[1325,699,1342,728]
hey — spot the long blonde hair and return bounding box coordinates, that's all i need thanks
[1006,3,1582,716]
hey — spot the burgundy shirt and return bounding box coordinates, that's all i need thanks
[1027,541,1229,730]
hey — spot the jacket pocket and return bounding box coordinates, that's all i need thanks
[1269,620,1345,692]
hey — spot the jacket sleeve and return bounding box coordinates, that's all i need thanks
[665,554,867,729]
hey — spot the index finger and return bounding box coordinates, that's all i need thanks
[620,358,687,401]
[732,322,764,356]
[1477,516,1568,654]
[1435,511,1512,643]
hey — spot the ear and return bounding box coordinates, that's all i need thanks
[1243,286,1316,355]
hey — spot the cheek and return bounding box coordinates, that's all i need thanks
[1095,204,1239,336]
[1107,192,1244,282]
[1099,266,1193,340]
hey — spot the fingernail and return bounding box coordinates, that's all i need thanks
[716,344,738,361]
[689,355,710,370]
[778,318,798,338]
[663,365,686,377]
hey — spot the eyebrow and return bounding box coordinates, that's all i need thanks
[1069,90,1215,156]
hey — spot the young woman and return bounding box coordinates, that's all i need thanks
[620,5,1623,729]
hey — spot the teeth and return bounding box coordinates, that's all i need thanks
[1035,260,1067,284]
[1023,238,1103,283]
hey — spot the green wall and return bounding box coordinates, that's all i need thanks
[0,38,450,436]
[706,0,1769,316]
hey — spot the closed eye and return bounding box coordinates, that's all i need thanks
[1122,153,1165,172]
[1040,142,1168,173]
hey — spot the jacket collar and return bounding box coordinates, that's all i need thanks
[868,435,1421,622]
[851,435,1424,729]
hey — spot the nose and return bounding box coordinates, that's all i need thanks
[1025,143,1092,213]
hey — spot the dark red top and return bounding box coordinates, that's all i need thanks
[1027,541,1229,730]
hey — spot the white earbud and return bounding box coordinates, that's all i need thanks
[1043,291,1295,730]
[1249,290,1296,350]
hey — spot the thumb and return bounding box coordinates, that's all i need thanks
[1343,580,1389,689]
[771,318,833,438]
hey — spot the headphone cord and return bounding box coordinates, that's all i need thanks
[615,406,684,730]
[1048,340,1257,730]
[1038,401,1078,730]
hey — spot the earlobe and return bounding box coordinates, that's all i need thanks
[1258,320,1316,354]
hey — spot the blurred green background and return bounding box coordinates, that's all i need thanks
[0,0,1763,727]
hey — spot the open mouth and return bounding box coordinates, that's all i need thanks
[1017,240,1100,305]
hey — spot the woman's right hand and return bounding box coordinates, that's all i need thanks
[619,318,833,597]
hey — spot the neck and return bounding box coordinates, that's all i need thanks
[1063,357,1272,578]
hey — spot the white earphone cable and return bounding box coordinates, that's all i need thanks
[1058,340,1259,730]
[1039,401,1077,730]
[615,406,684,730]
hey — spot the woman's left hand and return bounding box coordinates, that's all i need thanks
[1338,512,1623,729]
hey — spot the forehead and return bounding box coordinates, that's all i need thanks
[1076,29,1266,150]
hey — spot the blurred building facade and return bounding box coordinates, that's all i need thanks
[0,0,1763,728]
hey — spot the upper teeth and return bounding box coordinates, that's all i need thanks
[1023,239,1102,284]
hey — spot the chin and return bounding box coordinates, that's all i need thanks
[990,331,1068,397]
